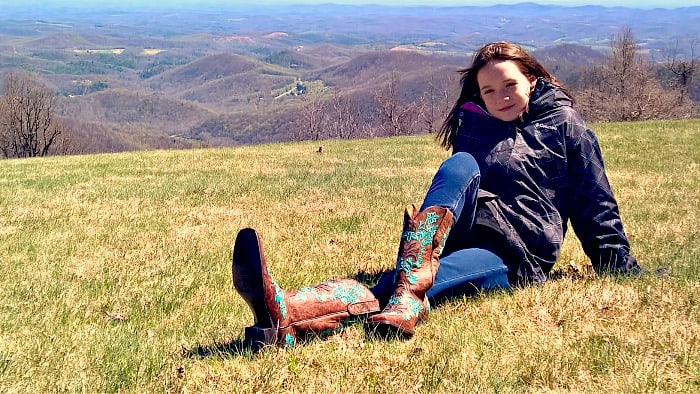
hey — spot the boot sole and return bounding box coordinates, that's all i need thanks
[232,228,274,328]
[366,320,414,340]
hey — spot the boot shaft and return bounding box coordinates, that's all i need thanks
[366,205,454,338]
[394,205,453,299]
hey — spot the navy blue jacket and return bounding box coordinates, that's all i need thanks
[453,79,639,284]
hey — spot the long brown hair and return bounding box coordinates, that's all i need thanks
[437,41,570,150]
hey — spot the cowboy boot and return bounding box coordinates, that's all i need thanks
[366,205,453,338]
[232,228,380,349]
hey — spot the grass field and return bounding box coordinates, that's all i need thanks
[72,49,126,55]
[0,119,698,392]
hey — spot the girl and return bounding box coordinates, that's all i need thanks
[231,41,641,348]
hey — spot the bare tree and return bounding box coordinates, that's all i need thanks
[373,72,421,136]
[419,72,457,134]
[327,90,368,139]
[0,72,66,158]
[665,37,699,100]
[293,92,327,141]
[609,27,639,98]
[576,27,693,122]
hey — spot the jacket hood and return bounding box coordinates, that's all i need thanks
[527,78,573,117]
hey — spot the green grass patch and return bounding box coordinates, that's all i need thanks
[0,120,698,392]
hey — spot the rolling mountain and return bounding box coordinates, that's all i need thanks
[1,3,698,152]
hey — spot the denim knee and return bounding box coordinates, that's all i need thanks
[421,152,480,216]
[438,152,479,185]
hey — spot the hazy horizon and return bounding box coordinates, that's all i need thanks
[1,0,696,9]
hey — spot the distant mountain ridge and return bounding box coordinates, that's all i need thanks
[4,3,699,51]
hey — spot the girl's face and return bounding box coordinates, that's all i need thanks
[477,60,537,122]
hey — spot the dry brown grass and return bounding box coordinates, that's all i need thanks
[0,121,698,392]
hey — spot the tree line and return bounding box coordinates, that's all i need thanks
[1,28,698,159]
[291,28,698,143]
[575,27,697,122]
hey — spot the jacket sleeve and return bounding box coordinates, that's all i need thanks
[565,114,640,274]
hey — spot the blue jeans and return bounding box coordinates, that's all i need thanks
[372,152,510,302]
[422,152,511,299]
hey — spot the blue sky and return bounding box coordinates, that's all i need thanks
[252,0,695,6]
[3,0,697,9]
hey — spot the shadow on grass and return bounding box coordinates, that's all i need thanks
[356,268,515,308]
[186,267,636,358]
[184,338,257,359]
[354,270,389,287]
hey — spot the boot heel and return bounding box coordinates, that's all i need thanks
[243,326,279,351]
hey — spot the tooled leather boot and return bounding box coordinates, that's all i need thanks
[232,228,380,349]
[366,205,453,339]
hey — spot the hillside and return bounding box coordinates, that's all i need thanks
[1,3,699,152]
[58,89,215,134]
[149,53,268,90]
[265,44,367,70]
[0,121,697,391]
[308,50,465,89]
